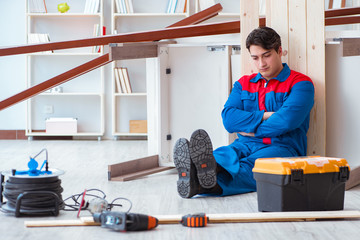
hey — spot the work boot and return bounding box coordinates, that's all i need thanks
[189,129,217,189]
[173,138,200,198]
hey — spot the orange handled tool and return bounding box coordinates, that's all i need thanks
[181,213,208,227]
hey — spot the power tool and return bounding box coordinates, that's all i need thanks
[93,211,158,231]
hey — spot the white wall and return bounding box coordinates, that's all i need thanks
[0,1,26,129]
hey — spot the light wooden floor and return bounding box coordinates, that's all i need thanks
[1,140,360,240]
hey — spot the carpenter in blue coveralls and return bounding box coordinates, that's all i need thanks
[173,26,315,198]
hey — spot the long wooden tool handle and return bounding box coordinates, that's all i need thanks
[155,210,360,224]
[25,211,360,227]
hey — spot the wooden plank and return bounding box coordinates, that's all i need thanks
[306,0,326,156]
[108,155,159,180]
[168,3,223,27]
[342,38,360,56]
[110,43,158,60]
[0,54,111,111]
[325,6,360,17]
[0,21,241,57]
[110,166,174,181]
[240,0,259,75]
[325,16,360,25]
[288,0,307,74]
[346,166,360,190]
[269,0,289,63]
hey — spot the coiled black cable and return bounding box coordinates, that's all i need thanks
[2,176,64,214]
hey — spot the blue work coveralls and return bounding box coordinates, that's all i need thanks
[214,63,315,196]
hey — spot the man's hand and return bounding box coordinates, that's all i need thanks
[262,112,275,121]
[238,132,255,137]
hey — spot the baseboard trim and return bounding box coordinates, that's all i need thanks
[0,130,27,140]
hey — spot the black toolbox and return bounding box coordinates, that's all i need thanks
[253,156,350,212]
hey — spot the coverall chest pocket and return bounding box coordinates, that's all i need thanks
[241,91,258,111]
[264,92,285,111]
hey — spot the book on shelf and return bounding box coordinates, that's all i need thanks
[167,0,177,13]
[121,67,132,93]
[175,0,187,13]
[115,0,134,13]
[116,67,128,93]
[167,0,186,14]
[115,67,132,93]
[114,68,122,93]
[198,0,216,11]
[84,0,100,14]
[27,33,52,53]
[28,0,47,13]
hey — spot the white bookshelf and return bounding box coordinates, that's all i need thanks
[111,0,189,139]
[25,0,105,140]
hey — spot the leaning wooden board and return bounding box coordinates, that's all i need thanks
[25,210,360,227]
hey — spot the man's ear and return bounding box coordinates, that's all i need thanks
[278,46,283,56]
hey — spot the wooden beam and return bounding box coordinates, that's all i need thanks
[0,54,111,111]
[0,10,357,58]
[168,3,223,27]
[325,6,360,18]
[0,21,240,57]
[325,16,360,26]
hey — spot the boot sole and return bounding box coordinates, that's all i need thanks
[189,129,217,189]
[173,138,198,198]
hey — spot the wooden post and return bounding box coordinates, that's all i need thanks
[266,0,326,156]
[267,0,289,64]
[306,0,326,156]
[240,0,259,75]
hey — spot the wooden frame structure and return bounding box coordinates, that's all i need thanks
[1,3,360,182]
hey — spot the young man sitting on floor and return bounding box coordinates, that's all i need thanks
[173,26,315,198]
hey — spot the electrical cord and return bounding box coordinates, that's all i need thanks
[62,189,132,213]
[2,176,64,212]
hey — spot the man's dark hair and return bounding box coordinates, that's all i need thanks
[246,27,281,52]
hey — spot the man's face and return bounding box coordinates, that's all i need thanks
[249,45,283,80]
